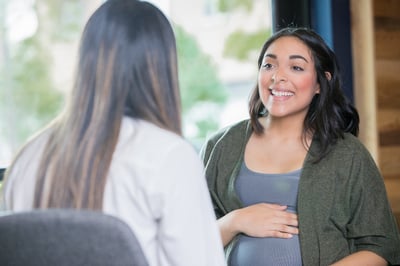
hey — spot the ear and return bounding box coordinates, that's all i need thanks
[315,84,321,94]
[325,71,332,81]
[316,71,331,95]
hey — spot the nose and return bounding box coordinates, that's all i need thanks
[271,68,287,82]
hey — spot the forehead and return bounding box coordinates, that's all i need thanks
[264,36,313,61]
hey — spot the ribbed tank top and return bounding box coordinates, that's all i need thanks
[229,162,302,266]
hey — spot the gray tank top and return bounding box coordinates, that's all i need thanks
[229,162,302,266]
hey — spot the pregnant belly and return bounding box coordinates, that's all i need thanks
[229,234,302,266]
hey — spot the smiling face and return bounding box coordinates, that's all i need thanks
[258,36,320,120]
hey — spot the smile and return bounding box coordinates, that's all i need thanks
[270,89,294,97]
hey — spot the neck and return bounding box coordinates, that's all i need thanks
[262,115,304,138]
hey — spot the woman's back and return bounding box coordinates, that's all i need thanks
[3,117,226,266]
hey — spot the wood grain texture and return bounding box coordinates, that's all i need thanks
[385,179,400,213]
[377,109,400,132]
[374,29,400,60]
[373,0,400,230]
[374,0,400,19]
[379,146,400,176]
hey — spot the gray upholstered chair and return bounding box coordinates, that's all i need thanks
[0,209,148,266]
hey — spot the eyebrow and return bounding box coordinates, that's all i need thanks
[264,53,309,63]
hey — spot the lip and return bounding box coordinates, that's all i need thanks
[268,88,294,99]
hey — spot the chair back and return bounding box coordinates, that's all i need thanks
[0,209,148,266]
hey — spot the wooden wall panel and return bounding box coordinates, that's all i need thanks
[380,147,400,177]
[374,30,400,59]
[376,60,400,146]
[376,82,400,109]
[374,0,400,19]
[377,109,400,132]
[385,179,400,213]
[385,179,400,227]
[373,0,400,228]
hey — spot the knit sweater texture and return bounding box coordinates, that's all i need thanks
[200,119,400,265]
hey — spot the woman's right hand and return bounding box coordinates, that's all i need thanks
[218,203,299,246]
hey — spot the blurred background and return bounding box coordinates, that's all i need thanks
[0,0,271,164]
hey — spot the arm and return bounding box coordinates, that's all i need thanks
[218,203,299,247]
[298,135,400,265]
[330,251,387,266]
[337,137,400,264]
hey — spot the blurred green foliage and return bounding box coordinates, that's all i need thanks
[224,28,271,61]
[1,0,70,147]
[1,0,270,152]
[217,0,271,62]
[12,37,63,128]
[217,0,253,12]
[46,1,83,41]
[175,25,227,112]
[175,25,228,141]
[1,1,228,150]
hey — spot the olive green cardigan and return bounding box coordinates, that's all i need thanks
[200,119,400,265]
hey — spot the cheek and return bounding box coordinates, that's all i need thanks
[257,71,264,84]
[258,71,272,89]
[258,73,271,98]
[295,76,319,95]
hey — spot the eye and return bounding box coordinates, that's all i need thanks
[261,63,273,69]
[292,65,304,71]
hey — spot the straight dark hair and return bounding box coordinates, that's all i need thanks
[25,0,181,209]
[248,27,359,162]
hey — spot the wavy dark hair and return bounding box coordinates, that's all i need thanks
[25,0,181,209]
[248,27,359,162]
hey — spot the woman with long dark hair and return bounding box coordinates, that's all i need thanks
[201,27,400,265]
[2,1,225,265]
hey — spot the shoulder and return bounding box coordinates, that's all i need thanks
[337,133,365,149]
[200,119,250,161]
[307,133,380,183]
[309,133,381,184]
[311,133,373,162]
[204,119,250,148]
[332,133,375,162]
[108,118,204,201]
[2,127,52,210]
[115,117,199,168]
[7,127,52,177]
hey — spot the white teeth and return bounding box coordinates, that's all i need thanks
[272,90,294,96]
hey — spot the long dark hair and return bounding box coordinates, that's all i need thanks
[28,0,181,209]
[249,27,359,161]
